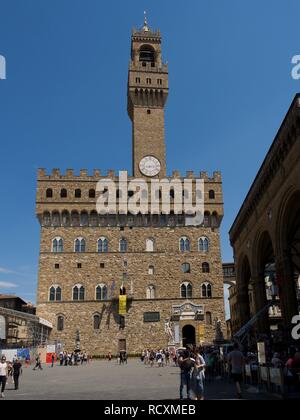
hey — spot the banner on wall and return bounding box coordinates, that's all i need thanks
[46,345,56,364]
[17,348,30,361]
[119,295,127,315]
[198,325,205,342]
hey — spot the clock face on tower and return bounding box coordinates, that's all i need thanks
[139,156,161,177]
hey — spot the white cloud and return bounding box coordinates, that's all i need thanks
[0,267,15,274]
[0,281,18,289]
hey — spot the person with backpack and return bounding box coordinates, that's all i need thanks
[178,350,194,400]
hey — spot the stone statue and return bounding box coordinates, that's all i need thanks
[215,319,224,342]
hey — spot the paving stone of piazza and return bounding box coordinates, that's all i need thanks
[2,359,279,401]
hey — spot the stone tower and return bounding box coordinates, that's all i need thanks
[127,16,168,178]
[35,18,226,355]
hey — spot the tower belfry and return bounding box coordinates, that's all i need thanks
[127,17,169,178]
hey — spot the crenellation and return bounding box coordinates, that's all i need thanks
[107,170,115,178]
[66,169,74,178]
[52,168,61,177]
[172,170,180,178]
[80,169,88,177]
[93,169,101,178]
[186,171,194,179]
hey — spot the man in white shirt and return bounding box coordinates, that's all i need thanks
[0,356,8,398]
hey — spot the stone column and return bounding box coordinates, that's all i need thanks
[251,276,270,335]
[236,286,251,329]
[276,255,298,339]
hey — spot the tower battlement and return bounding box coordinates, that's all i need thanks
[38,168,222,183]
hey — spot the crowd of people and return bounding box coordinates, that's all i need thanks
[57,351,91,367]
[141,349,172,367]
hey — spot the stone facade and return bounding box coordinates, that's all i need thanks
[36,21,226,355]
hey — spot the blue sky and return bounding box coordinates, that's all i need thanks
[0,0,299,305]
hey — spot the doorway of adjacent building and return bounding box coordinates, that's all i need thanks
[182,325,196,348]
[118,339,126,352]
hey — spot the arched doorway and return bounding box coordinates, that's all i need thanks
[182,325,196,348]
[277,190,300,328]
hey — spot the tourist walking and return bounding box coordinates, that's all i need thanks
[228,343,245,399]
[178,350,194,400]
[190,354,206,400]
[12,358,22,390]
[0,356,8,398]
[33,353,43,371]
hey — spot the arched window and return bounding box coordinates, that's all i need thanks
[203,212,211,227]
[119,238,128,253]
[56,287,62,301]
[201,282,212,298]
[148,265,155,275]
[57,315,64,332]
[199,237,209,253]
[52,237,63,253]
[139,45,155,64]
[73,285,85,301]
[71,211,80,227]
[90,211,98,227]
[182,263,191,274]
[89,189,96,198]
[93,314,101,330]
[146,238,155,252]
[75,189,81,198]
[75,238,86,253]
[206,311,212,325]
[52,212,60,227]
[202,262,210,273]
[181,282,192,299]
[43,212,51,226]
[179,237,190,252]
[60,189,67,198]
[98,237,108,253]
[211,212,219,228]
[49,287,56,302]
[46,188,53,198]
[209,190,215,200]
[96,284,108,301]
[146,285,156,299]
[62,211,70,226]
[80,212,89,226]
